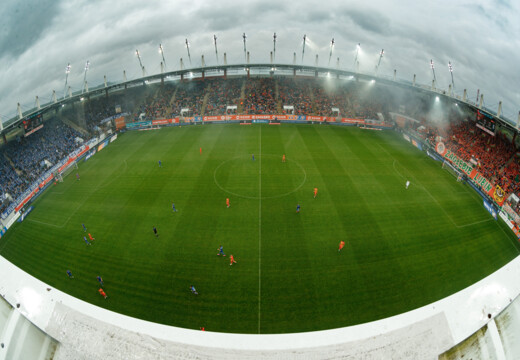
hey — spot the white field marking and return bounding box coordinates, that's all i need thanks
[392,159,492,229]
[26,195,89,229]
[495,215,520,254]
[213,154,306,200]
[397,161,493,229]
[26,160,128,229]
[258,125,262,334]
[379,144,492,229]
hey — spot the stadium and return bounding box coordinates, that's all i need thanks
[1,9,520,360]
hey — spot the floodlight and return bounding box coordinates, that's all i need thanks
[430,60,437,83]
[354,43,361,70]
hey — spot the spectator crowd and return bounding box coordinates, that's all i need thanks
[2,76,519,216]
[1,119,82,214]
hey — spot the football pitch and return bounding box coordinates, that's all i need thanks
[1,124,519,334]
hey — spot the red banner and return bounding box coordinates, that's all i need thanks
[152,119,172,125]
[202,115,277,121]
[341,118,364,125]
[203,115,227,121]
[15,188,39,212]
[114,117,126,130]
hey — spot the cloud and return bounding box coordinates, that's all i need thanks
[344,9,391,35]
[0,0,62,60]
[0,0,519,122]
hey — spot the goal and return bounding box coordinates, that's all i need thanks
[442,160,464,182]
[53,171,63,183]
[60,161,79,180]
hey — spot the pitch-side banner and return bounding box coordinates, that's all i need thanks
[152,119,172,126]
[199,115,370,124]
[436,142,505,206]
[182,116,203,122]
[202,115,307,121]
[341,118,363,124]
[114,117,126,130]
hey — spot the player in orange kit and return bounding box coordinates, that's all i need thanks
[88,233,95,241]
[338,240,345,252]
[229,254,237,266]
[98,288,108,299]
[226,198,230,208]
[282,154,286,163]
[313,187,318,198]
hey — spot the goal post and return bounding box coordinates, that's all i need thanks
[60,161,78,179]
[442,160,463,182]
[53,171,63,183]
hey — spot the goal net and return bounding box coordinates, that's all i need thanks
[53,171,63,183]
[60,161,78,179]
[442,160,463,182]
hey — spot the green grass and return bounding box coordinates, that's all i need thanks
[1,124,518,334]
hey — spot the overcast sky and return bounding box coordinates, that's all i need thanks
[0,0,518,123]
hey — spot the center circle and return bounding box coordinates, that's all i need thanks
[214,154,307,199]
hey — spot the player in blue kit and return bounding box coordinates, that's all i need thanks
[82,223,87,232]
[190,285,198,295]
[66,270,74,278]
[217,245,226,256]
[296,203,300,213]
[172,203,177,212]
[97,276,104,287]
[158,160,162,167]
[83,236,91,245]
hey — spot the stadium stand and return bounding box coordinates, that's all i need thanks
[243,78,277,114]
[424,117,518,193]
[139,84,177,120]
[204,78,243,115]
[278,78,313,115]
[1,77,520,215]
[0,119,82,212]
[170,80,206,117]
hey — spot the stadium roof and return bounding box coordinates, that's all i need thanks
[1,63,516,135]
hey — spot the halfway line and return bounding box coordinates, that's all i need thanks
[258,125,262,334]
